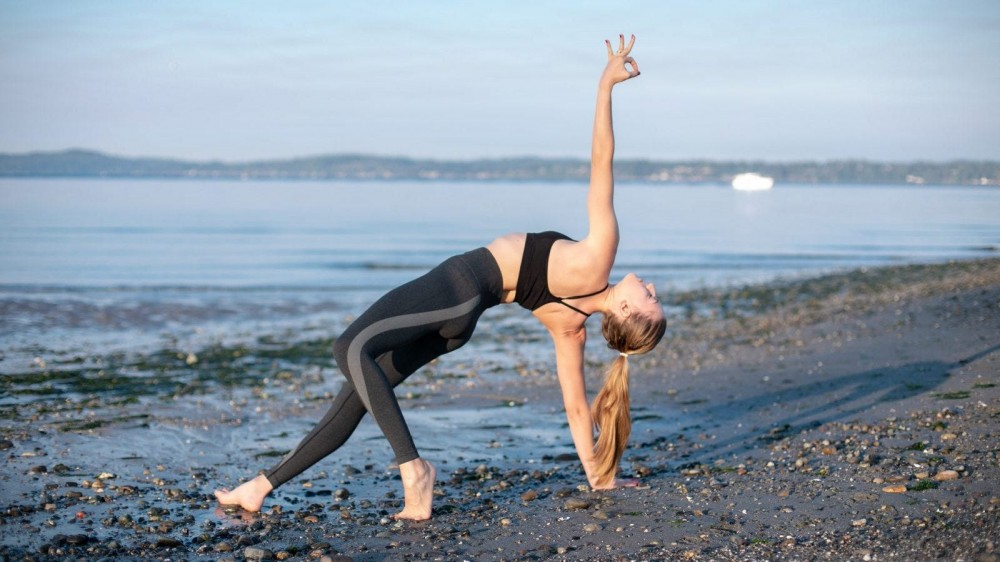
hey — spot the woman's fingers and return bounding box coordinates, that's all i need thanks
[603,34,640,80]
[623,34,636,56]
[605,34,637,58]
[625,56,640,77]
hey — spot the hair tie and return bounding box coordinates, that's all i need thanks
[619,352,629,358]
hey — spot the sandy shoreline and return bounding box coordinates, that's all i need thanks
[1,258,999,561]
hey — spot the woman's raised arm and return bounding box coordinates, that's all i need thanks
[584,34,640,258]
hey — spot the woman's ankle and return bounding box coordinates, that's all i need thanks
[253,474,275,494]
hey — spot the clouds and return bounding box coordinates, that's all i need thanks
[1,1,997,161]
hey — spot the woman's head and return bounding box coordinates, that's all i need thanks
[590,273,666,488]
[602,273,666,355]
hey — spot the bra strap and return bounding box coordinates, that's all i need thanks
[562,283,609,300]
[556,283,609,317]
[557,301,591,316]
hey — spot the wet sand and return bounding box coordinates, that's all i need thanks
[1,258,999,561]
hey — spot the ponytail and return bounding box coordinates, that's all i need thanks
[591,354,632,487]
[595,309,667,486]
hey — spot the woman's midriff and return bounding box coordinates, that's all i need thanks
[485,233,526,304]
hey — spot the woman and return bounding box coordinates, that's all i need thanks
[215,34,665,521]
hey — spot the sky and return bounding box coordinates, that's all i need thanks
[1,1,998,162]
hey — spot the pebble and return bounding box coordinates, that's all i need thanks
[564,498,591,510]
[64,534,92,545]
[583,523,602,532]
[882,484,907,494]
[554,487,576,498]
[156,537,183,548]
[245,546,274,560]
[852,518,867,527]
[520,490,538,502]
[933,470,959,481]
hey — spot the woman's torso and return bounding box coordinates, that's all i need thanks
[485,232,611,327]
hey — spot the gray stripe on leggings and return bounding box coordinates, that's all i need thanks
[347,295,481,412]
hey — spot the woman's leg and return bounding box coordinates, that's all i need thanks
[216,252,493,517]
[265,334,452,487]
[213,335,451,512]
[331,295,481,465]
[327,258,486,520]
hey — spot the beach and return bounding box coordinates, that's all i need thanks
[1,257,998,561]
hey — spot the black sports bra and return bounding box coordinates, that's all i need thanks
[513,231,608,317]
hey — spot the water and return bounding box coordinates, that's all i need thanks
[1,178,998,368]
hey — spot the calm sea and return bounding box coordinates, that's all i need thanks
[1,178,998,367]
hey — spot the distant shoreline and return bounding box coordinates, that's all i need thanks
[2,149,998,186]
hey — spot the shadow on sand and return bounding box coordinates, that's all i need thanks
[666,343,1000,467]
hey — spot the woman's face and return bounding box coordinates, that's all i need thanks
[614,273,663,320]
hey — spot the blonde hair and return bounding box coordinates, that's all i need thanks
[592,311,666,486]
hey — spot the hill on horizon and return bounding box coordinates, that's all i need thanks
[1,148,997,186]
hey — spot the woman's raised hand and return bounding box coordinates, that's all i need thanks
[601,34,640,86]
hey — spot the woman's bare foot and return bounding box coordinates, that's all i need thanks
[213,474,273,512]
[392,458,436,521]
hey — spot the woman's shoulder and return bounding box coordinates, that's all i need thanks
[549,236,612,289]
[534,302,590,335]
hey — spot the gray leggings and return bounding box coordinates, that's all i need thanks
[265,247,503,488]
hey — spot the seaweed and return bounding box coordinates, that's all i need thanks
[910,480,939,492]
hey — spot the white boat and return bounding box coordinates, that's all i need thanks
[731,172,774,191]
